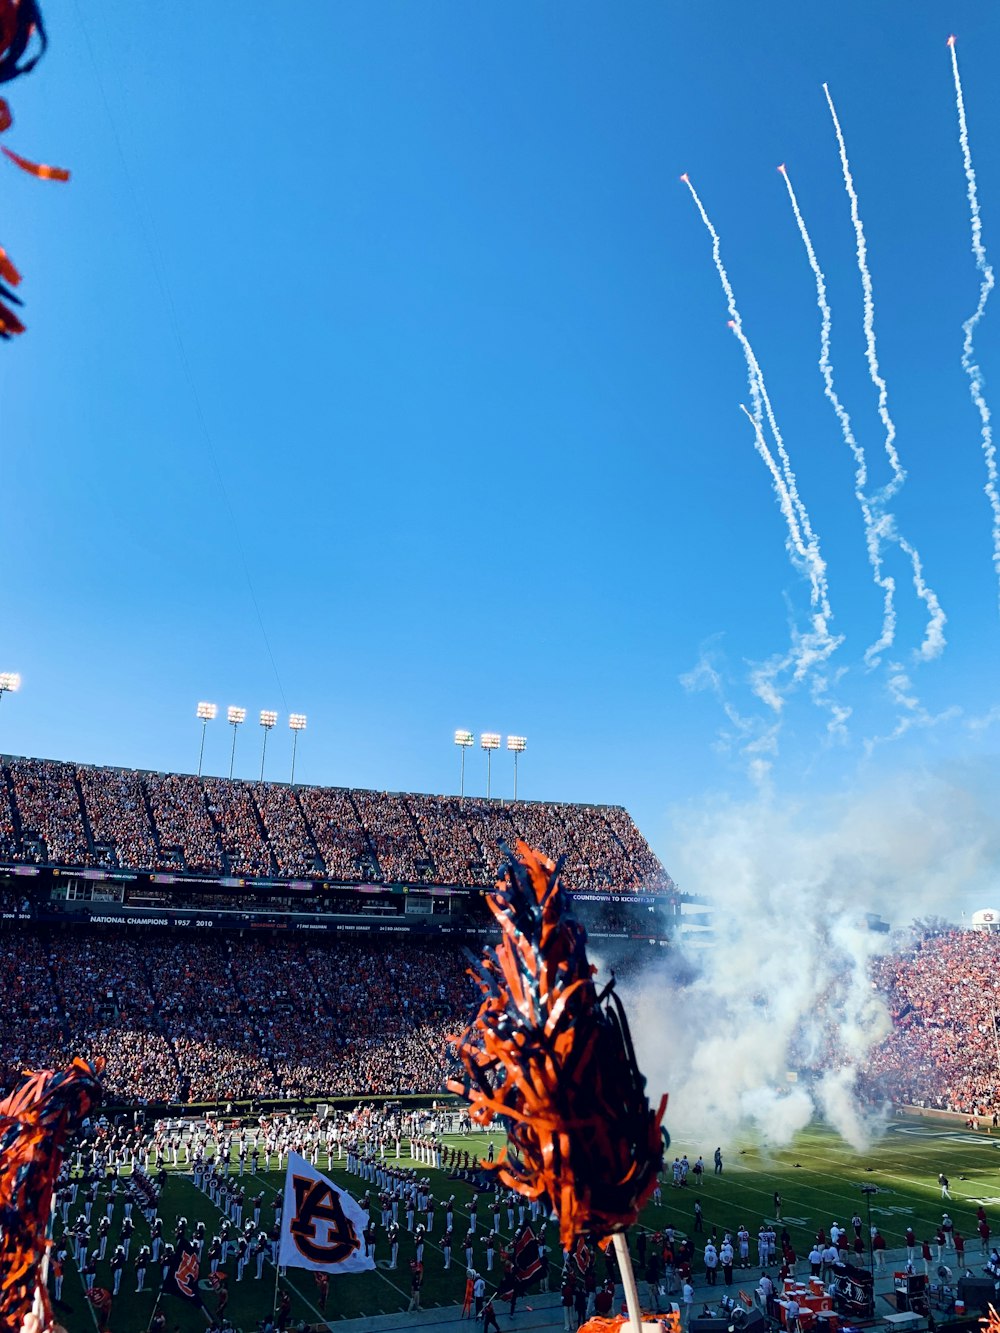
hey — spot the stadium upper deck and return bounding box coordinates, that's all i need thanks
[0,754,675,895]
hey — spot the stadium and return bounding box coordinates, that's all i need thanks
[6,2,1000,1332]
[0,751,692,1107]
[4,749,1000,1333]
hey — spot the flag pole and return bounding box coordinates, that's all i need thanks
[613,1233,643,1333]
[143,1291,163,1333]
[272,1260,281,1319]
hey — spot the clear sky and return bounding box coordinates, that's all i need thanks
[3,1,1000,891]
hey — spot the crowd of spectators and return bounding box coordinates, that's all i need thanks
[252,781,320,878]
[203,777,272,879]
[0,928,471,1104]
[7,758,93,867]
[77,766,158,872]
[7,915,1000,1113]
[861,929,1000,1115]
[144,773,223,875]
[0,757,672,894]
[0,930,66,1088]
[0,777,18,860]
[297,785,379,880]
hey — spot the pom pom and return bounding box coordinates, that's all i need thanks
[0,1057,104,1332]
[0,3,69,340]
[447,840,667,1250]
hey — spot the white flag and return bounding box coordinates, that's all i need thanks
[278,1152,374,1274]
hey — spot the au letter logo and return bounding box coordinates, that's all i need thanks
[290,1175,361,1264]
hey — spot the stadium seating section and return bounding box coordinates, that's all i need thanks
[862,928,1000,1118]
[0,756,675,892]
[0,927,471,1104]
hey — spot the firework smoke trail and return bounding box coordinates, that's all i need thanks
[778,163,897,666]
[737,402,803,553]
[680,175,766,427]
[738,404,844,724]
[729,319,834,628]
[948,35,1000,610]
[823,85,947,662]
[822,84,905,500]
[681,175,816,574]
[681,176,838,661]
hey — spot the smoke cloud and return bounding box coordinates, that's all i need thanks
[613,763,1000,1152]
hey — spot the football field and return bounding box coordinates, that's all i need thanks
[51,1115,1000,1332]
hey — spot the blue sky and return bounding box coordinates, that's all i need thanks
[3,2,1000,880]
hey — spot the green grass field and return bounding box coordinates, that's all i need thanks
[51,1116,1000,1333]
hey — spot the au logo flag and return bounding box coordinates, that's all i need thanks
[279,1151,374,1274]
[162,1240,206,1307]
[514,1226,543,1283]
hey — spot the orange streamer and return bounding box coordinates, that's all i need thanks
[579,1314,681,1333]
[1,143,68,179]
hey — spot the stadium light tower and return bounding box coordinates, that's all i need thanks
[226,706,247,779]
[454,729,474,798]
[481,732,500,799]
[196,701,217,777]
[289,713,307,785]
[507,735,526,800]
[259,709,278,781]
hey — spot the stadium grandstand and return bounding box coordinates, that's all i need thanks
[860,927,1000,1118]
[4,755,1000,1123]
[0,753,704,1106]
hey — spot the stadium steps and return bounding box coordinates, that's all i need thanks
[139,776,166,862]
[71,769,100,860]
[247,786,280,878]
[347,791,388,883]
[1,760,26,849]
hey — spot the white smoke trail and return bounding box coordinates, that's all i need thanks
[682,173,842,704]
[738,406,843,716]
[737,402,808,570]
[681,642,782,782]
[822,85,905,500]
[863,662,961,753]
[731,322,833,625]
[681,175,828,609]
[948,37,1000,611]
[823,86,947,661]
[779,163,897,666]
[896,533,947,662]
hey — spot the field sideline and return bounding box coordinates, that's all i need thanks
[50,1117,1000,1333]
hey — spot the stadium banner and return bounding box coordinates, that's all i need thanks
[279,1152,375,1274]
[568,891,676,904]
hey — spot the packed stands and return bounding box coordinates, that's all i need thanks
[77,765,158,871]
[144,772,222,874]
[0,754,674,893]
[0,930,469,1104]
[861,929,1000,1115]
[8,757,92,867]
[0,752,682,1107]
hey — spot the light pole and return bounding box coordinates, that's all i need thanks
[227,706,246,779]
[861,1184,878,1281]
[0,672,21,714]
[196,701,217,776]
[259,710,277,781]
[454,730,473,797]
[481,732,500,798]
[507,735,526,801]
[289,713,307,785]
